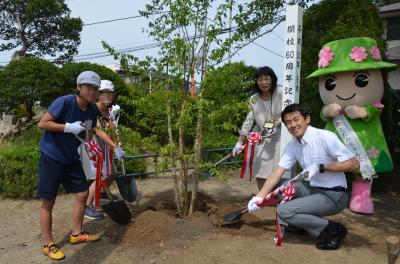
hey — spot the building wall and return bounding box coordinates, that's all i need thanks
[388,67,400,90]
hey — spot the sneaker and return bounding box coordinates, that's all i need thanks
[84,205,104,220]
[69,231,101,244]
[43,242,65,260]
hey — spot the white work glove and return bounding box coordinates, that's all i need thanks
[232,142,243,157]
[114,146,125,160]
[247,196,264,213]
[110,104,121,121]
[301,163,319,180]
[64,121,85,135]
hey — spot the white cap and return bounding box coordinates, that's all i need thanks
[99,80,114,92]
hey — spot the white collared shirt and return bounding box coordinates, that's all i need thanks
[278,126,354,188]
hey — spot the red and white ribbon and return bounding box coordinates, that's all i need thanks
[256,183,297,246]
[240,132,262,182]
[86,140,102,157]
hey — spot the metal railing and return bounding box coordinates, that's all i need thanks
[115,147,241,179]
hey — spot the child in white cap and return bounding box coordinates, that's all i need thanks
[82,80,125,220]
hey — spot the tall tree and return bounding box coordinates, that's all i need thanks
[0,57,63,120]
[140,0,221,216]
[213,0,312,62]
[0,0,82,63]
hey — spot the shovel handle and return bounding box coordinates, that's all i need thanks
[214,153,233,167]
[120,157,126,176]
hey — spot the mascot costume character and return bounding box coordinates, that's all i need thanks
[307,37,397,214]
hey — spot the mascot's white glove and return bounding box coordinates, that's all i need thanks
[114,146,125,160]
[110,104,121,121]
[64,121,85,135]
[323,103,342,118]
[247,196,264,213]
[232,142,243,157]
[301,163,319,180]
[345,105,368,119]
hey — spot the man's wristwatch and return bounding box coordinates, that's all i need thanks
[319,164,325,173]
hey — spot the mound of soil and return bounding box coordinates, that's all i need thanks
[118,210,172,248]
[105,192,274,248]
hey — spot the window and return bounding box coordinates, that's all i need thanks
[387,17,400,40]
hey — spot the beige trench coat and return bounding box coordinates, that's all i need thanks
[239,86,282,179]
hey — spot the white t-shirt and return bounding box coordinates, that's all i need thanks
[278,126,354,188]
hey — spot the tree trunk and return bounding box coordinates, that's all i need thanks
[26,101,34,121]
[167,98,183,217]
[178,99,187,215]
[189,97,204,215]
[190,17,208,214]
[12,14,29,61]
[0,113,42,141]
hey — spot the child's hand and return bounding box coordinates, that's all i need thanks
[110,105,120,121]
[64,121,85,135]
[114,146,125,160]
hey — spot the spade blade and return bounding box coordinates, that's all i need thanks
[222,207,248,225]
[101,199,132,225]
[116,176,139,203]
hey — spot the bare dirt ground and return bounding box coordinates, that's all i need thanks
[1,170,399,264]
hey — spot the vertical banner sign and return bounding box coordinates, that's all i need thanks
[280,5,303,158]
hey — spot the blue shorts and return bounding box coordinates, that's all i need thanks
[37,152,88,199]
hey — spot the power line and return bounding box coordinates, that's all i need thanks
[252,42,283,58]
[73,26,239,61]
[84,15,144,26]
[206,16,283,59]
[83,11,170,26]
[0,8,284,64]
[272,31,284,41]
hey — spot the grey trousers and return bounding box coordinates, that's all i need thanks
[277,181,349,238]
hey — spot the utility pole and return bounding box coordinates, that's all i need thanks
[201,4,208,82]
[228,0,233,63]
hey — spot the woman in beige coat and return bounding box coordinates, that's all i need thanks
[232,66,282,190]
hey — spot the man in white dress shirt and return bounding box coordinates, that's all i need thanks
[247,103,359,250]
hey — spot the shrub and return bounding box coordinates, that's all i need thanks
[0,127,42,199]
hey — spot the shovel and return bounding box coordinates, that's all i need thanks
[222,172,305,225]
[101,185,132,225]
[222,198,281,225]
[214,152,235,167]
[214,130,276,168]
[108,108,139,203]
[76,133,132,225]
[96,152,132,225]
[115,158,139,203]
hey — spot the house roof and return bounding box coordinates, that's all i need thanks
[380,3,400,17]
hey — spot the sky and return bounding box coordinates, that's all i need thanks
[0,0,317,83]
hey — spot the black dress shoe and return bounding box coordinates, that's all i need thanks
[316,221,347,250]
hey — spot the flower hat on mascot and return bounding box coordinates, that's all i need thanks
[308,37,397,214]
